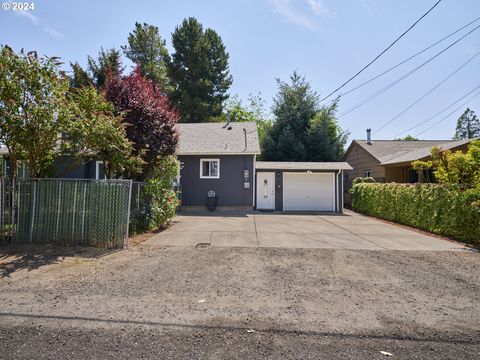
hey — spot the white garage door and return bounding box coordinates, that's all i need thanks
[283,173,335,211]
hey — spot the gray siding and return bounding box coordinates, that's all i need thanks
[179,155,254,207]
[256,169,344,213]
[54,159,97,179]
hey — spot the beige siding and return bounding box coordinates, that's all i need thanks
[384,166,407,182]
[344,142,385,188]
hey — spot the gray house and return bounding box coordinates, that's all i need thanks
[1,121,352,213]
[176,122,352,213]
[176,122,260,210]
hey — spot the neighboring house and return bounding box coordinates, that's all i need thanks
[0,149,107,180]
[343,129,474,189]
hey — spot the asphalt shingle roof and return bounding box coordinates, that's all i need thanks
[256,161,353,171]
[380,139,473,165]
[176,122,260,155]
[353,139,474,165]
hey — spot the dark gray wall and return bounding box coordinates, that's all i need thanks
[256,169,344,213]
[54,159,97,179]
[3,156,104,180]
[179,155,254,207]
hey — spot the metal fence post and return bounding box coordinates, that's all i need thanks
[55,181,62,241]
[29,180,36,244]
[124,179,133,249]
[71,181,77,242]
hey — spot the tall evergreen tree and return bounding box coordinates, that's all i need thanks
[277,126,307,161]
[306,102,349,161]
[69,61,93,89]
[274,72,317,136]
[454,108,480,139]
[168,17,232,122]
[122,22,170,87]
[263,72,317,161]
[262,72,349,161]
[87,47,122,88]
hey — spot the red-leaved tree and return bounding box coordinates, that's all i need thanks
[104,67,179,178]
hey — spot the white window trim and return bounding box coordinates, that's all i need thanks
[95,161,106,180]
[200,158,220,179]
[363,170,371,177]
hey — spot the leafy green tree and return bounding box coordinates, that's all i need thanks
[65,86,144,178]
[87,47,123,88]
[0,46,70,178]
[69,61,93,89]
[412,140,480,185]
[219,93,273,149]
[122,22,170,88]
[306,102,349,161]
[454,108,480,139]
[168,17,233,122]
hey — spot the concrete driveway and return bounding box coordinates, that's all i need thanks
[146,210,466,251]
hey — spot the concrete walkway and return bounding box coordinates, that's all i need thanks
[145,210,467,251]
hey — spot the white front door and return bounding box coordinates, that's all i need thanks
[256,172,275,210]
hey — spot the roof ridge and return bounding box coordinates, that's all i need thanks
[354,139,455,142]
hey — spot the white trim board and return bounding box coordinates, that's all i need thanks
[199,158,220,179]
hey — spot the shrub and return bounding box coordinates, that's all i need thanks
[129,156,180,234]
[351,183,480,246]
[352,176,376,186]
[412,140,480,186]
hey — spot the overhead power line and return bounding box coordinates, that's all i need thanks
[339,16,480,98]
[337,23,480,118]
[414,90,480,137]
[374,48,480,134]
[390,83,480,138]
[319,0,443,103]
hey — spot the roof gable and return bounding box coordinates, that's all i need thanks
[347,139,475,165]
[175,122,261,155]
[380,138,474,165]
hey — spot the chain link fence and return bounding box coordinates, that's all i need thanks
[0,178,132,248]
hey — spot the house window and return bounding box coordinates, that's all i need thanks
[363,170,371,178]
[200,159,220,179]
[95,161,106,179]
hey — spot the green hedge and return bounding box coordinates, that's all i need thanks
[351,183,480,245]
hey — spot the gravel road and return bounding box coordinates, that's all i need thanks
[0,245,479,359]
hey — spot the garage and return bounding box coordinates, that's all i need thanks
[283,173,335,211]
[255,161,353,213]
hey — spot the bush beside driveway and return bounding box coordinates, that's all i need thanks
[351,183,480,246]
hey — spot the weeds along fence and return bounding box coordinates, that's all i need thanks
[0,178,132,248]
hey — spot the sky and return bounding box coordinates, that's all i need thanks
[1,0,479,142]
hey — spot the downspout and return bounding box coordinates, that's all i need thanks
[243,128,247,151]
[336,170,341,213]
